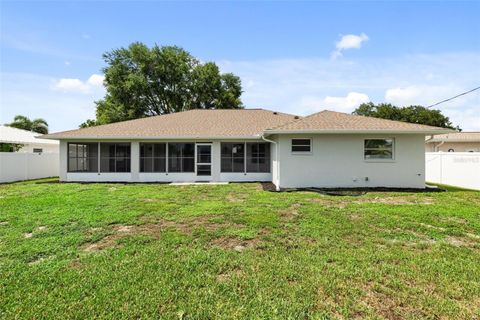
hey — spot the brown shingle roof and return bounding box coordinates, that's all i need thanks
[42,109,300,139]
[426,131,480,142]
[266,110,453,134]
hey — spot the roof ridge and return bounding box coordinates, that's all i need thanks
[268,110,331,131]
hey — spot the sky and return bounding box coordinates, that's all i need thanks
[1,1,479,132]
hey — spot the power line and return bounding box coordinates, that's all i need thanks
[426,86,480,109]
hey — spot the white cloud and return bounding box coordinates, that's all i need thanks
[218,52,480,130]
[300,92,370,114]
[331,33,369,59]
[87,74,105,87]
[82,33,91,39]
[2,52,479,133]
[64,61,71,66]
[385,86,422,104]
[53,74,104,94]
[54,78,90,93]
[1,73,103,132]
[323,92,370,111]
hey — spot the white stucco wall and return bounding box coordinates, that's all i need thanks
[275,134,426,189]
[17,143,59,153]
[59,139,272,183]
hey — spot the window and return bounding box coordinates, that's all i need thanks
[291,139,311,153]
[33,148,43,153]
[168,143,194,172]
[140,143,166,172]
[246,143,270,172]
[100,143,131,172]
[364,139,394,160]
[68,143,98,172]
[221,143,245,172]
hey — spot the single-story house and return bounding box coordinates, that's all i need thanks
[425,132,480,152]
[42,109,452,190]
[0,125,59,153]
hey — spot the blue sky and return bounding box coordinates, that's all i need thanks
[1,1,479,132]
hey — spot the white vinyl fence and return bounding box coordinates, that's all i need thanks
[426,152,480,190]
[0,152,59,183]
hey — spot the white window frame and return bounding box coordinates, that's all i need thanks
[364,138,395,162]
[291,138,312,154]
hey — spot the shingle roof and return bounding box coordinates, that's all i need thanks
[42,109,454,140]
[42,109,300,139]
[426,131,480,143]
[266,110,453,134]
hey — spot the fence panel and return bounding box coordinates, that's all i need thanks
[0,153,59,183]
[426,152,480,190]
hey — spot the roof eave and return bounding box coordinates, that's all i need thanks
[426,139,480,143]
[264,129,455,135]
[41,135,264,141]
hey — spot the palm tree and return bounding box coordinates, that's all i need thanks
[7,115,49,134]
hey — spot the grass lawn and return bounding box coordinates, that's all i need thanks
[1,179,479,319]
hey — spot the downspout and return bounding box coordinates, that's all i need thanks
[434,141,445,152]
[261,134,280,191]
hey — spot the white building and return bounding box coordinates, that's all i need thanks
[0,125,59,153]
[41,109,451,190]
[425,132,480,152]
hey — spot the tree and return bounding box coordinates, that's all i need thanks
[7,115,49,134]
[353,102,459,130]
[81,43,243,127]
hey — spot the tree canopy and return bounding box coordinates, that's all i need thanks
[6,115,49,134]
[352,103,459,130]
[81,43,243,127]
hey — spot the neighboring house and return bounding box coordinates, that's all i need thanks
[425,132,480,152]
[0,125,59,153]
[42,109,451,190]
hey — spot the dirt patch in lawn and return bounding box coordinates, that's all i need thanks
[355,196,434,205]
[358,282,421,320]
[210,236,262,251]
[443,236,478,247]
[216,268,244,282]
[418,223,446,231]
[307,197,348,208]
[279,203,301,221]
[81,216,246,252]
[226,192,248,203]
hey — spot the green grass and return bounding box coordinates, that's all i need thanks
[1,179,479,319]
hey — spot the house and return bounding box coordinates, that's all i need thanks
[425,132,480,152]
[0,125,59,153]
[42,109,451,190]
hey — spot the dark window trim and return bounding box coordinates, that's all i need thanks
[167,142,195,173]
[364,138,395,161]
[139,143,167,173]
[246,142,271,173]
[220,142,271,173]
[220,142,246,173]
[291,138,312,153]
[100,142,132,173]
[67,142,99,173]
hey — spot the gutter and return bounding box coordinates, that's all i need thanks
[264,129,454,135]
[261,134,280,191]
